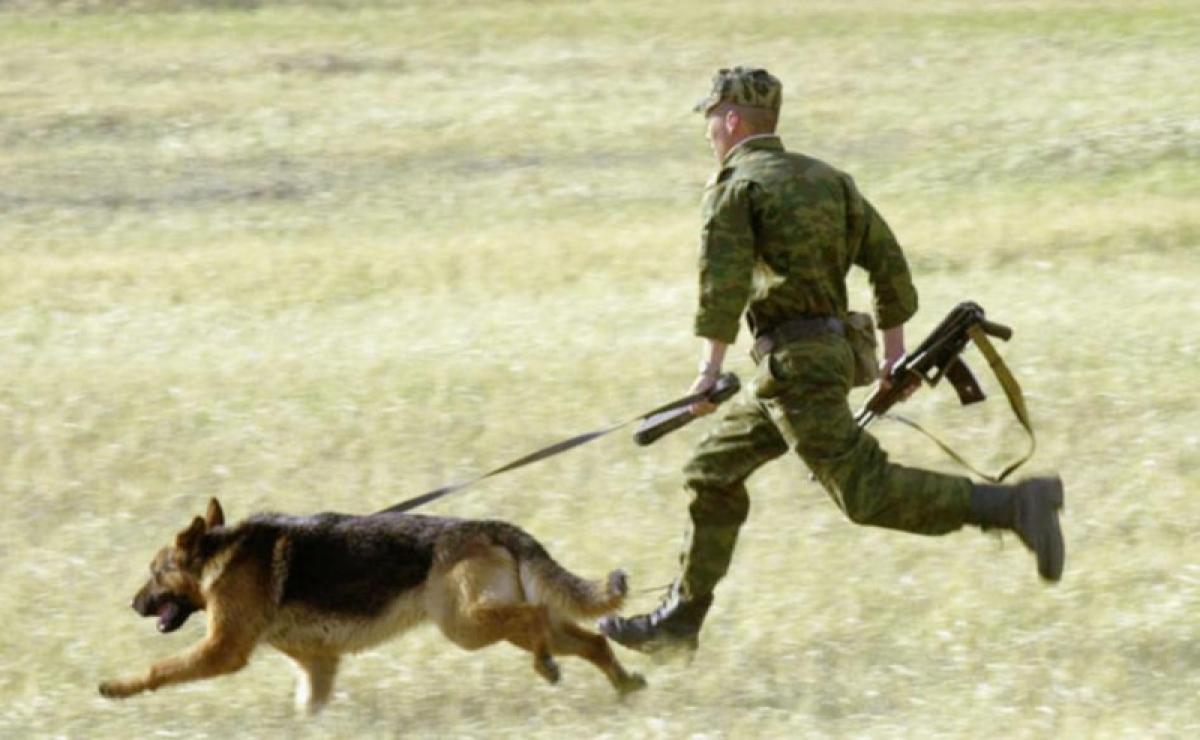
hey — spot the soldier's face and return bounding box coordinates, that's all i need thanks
[705,106,744,162]
[705,110,731,161]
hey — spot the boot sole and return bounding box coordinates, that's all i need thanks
[1027,477,1065,582]
[597,617,699,657]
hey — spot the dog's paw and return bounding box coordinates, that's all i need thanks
[534,654,561,685]
[607,569,629,598]
[616,672,648,698]
[98,679,141,699]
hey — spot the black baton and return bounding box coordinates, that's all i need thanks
[633,373,741,446]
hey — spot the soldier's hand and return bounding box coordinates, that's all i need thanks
[688,372,719,416]
[879,354,918,401]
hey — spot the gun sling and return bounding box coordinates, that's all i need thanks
[881,324,1036,483]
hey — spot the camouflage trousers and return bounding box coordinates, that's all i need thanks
[677,333,973,600]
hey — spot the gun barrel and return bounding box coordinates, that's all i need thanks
[855,407,878,428]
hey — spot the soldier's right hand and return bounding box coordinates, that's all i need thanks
[688,373,719,416]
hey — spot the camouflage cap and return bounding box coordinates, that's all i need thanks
[693,67,782,115]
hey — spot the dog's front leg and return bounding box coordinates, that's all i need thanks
[99,634,254,699]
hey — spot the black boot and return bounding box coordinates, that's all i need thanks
[966,476,1065,582]
[597,585,713,655]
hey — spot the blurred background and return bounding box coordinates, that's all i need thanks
[2,1,1197,736]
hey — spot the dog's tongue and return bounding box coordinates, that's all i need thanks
[156,602,181,633]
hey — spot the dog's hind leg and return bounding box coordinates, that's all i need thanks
[427,545,562,684]
[285,651,340,715]
[465,601,560,685]
[547,621,647,697]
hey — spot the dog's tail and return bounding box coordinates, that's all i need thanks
[519,556,628,620]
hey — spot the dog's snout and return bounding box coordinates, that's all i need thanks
[131,583,156,616]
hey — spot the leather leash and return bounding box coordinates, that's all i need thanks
[376,376,738,515]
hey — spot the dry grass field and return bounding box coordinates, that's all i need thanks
[2,0,1198,736]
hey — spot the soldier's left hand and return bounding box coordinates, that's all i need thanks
[879,354,919,401]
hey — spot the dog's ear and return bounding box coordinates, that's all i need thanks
[205,498,225,529]
[174,516,206,552]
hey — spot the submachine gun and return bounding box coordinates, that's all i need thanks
[856,301,1011,427]
[855,301,1034,482]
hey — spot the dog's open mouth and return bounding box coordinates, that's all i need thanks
[153,598,195,633]
[133,588,198,633]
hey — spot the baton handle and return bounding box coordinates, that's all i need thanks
[633,373,740,446]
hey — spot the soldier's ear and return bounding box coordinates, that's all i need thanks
[205,498,225,529]
[174,516,206,552]
[725,107,744,136]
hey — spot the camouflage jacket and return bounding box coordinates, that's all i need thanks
[694,136,918,344]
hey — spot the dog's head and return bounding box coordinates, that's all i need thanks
[130,498,225,634]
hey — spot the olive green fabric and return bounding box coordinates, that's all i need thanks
[676,334,973,601]
[678,86,970,604]
[694,136,919,345]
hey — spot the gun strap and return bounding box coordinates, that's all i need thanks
[885,325,1036,483]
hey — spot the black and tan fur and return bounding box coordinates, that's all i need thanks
[99,499,645,713]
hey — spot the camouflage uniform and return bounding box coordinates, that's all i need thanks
[678,68,972,601]
[601,68,1063,654]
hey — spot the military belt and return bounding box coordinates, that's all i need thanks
[750,316,845,364]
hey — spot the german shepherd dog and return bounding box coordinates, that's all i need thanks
[99,499,646,713]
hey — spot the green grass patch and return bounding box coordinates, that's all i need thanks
[2,0,1198,735]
